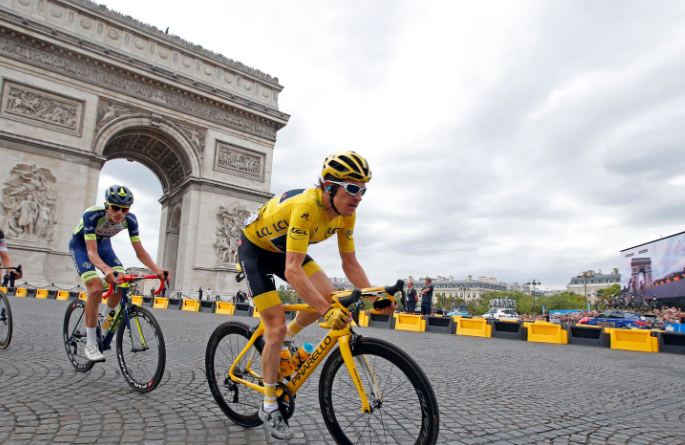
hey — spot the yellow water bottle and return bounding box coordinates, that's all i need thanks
[290,342,315,371]
[280,345,295,377]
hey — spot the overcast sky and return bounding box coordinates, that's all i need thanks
[97,0,685,290]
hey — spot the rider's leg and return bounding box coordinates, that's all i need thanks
[259,302,287,411]
[84,277,104,347]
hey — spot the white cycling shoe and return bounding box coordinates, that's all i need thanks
[84,345,106,363]
[259,405,294,440]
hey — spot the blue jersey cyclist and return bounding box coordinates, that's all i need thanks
[69,185,170,363]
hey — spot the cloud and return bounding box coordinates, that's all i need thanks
[97,0,685,290]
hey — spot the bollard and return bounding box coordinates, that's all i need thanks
[368,312,395,329]
[199,300,216,313]
[142,296,154,307]
[606,328,658,353]
[15,288,27,297]
[233,303,254,317]
[47,289,58,299]
[394,314,426,332]
[215,302,235,315]
[524,322,568,344]
[182,299,200,312]
[57,290,70,301]
[656,331,685,355]
[489,319,525,340]
[456,318,491,337]
[153,297,169,309]
[167,298,183,310]
[36,289,49,299]
[567,325,609,348]
[425,316,456,334]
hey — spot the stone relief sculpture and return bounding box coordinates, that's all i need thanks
[215,142,264,180]
[1,81,83,135]
[96,100,135,130]
[213,206,251,265]
[177,123,206,153]
[1,164,58,242]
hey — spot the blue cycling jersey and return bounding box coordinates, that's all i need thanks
[71,206,140,248]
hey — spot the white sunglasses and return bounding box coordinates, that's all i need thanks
[328,181,367,196]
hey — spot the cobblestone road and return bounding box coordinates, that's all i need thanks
[1,296,685,444]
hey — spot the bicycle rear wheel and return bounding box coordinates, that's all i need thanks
[319,337,440,445]
[205,321,265,428]
[0,291,12,349]
[62,299,95,372]
[115,306,166,392]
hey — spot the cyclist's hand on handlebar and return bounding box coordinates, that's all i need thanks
[323,307,350,330]
[154,269,171,284]
[103,269,118,285]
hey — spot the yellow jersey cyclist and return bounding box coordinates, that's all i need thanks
[240,151,395,440]
[69,185,170,363]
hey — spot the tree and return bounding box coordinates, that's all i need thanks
[597,284,620,298]
[277,285,298,304]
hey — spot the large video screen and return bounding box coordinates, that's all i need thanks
[620,231,685,299]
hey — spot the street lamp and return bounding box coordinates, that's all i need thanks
[578,270,595,310]
[460,285,468,306]
[525,280,540,313]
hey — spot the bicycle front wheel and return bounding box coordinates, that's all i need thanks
[205,321,265,428]
[62,299,94,372]
[0,291,12,349]
[319,337,440,445]
[115,306,166,392]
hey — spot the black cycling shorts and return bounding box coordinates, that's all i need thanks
[238,233,321,312]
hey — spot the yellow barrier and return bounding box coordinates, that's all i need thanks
[525,322,568,344]
[79,292,87,300]
[395,314,426,332]
[253,307,260,318]
[15,288,27,297]
[131,295,143,306]
[0,287,6,293]
[153,297,169,309]
[606,328,658,353]
[215,302,235,315]
[456,318,492,338]
[57,290,70,300]
[182,299,200,312]
[36,289,49,299]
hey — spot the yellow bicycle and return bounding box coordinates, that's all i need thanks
[205,280,440,444]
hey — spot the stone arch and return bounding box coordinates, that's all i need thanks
[93,115,202,193]
[164,204,182,290]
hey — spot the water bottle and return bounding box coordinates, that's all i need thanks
[280,345,295,377]
[290,342,315,371]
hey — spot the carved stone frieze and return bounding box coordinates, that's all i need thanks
[0,35,279,140]
[1,79,84,136]
[213,205,251,265]
[1,164,58,243]
[96,98,206,154]
[214,141,265,182]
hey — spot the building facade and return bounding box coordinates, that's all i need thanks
[567,269,621,301]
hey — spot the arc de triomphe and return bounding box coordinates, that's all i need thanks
[0,0,289,296]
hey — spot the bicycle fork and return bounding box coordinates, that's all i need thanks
[338,335,381,414]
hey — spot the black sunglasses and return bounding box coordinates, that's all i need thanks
[329,181,367,196]
[109,205,130,213]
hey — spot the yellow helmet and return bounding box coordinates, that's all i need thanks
[322,151,372,182]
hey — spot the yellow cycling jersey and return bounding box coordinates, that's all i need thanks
[243,188,355,254]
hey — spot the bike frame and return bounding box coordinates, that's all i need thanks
[228,294,385,414]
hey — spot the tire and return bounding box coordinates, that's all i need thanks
[115,306,166,392]
[205,321,265,428]
[62,299,95,372]
[319,337,440,445]
[0,291,13,349]
[650,301,663,312]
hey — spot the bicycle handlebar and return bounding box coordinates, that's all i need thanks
[336,279,406,309]
[0,265,22,274]
[102,270,169,299]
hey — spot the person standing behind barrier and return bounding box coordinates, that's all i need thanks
[206,287,211,301]
[198,287,203,300]
[406,281,418,313]
[419,277,434,315]
[0,229,22,287]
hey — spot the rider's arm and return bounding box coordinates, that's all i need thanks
[284,251,330,316]
[85,239,116,283]
[131,240,169,281]
[340,250,371,289]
